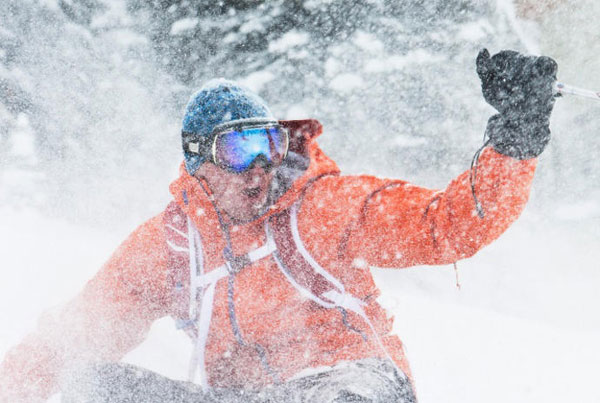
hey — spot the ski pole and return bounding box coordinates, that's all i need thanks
[554,82,600,102]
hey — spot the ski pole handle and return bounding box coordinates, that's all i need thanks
[554,82,600,102]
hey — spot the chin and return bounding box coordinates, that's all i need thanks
[249,203,268,218]
[228,202,269,223]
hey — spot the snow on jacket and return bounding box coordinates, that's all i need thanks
[0,121,537,402]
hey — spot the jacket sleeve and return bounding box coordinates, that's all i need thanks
[300,147,537,269]
[0,212,171,402]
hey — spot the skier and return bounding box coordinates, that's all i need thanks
[0,49,558,403]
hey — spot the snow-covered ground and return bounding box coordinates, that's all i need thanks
[378,210,600,402]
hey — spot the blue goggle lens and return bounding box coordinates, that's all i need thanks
[213,126,289,173]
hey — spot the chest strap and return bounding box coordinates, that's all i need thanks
[195,236,277,288]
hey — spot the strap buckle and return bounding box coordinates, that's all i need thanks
[223,247,251,275]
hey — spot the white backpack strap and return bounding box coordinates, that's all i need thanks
[194,237,277,288]
[266,200,346,306]
[270,200,409,382]
[188,280,216,391]
[185,217,211,389]
[187,217,204,323]
[164,202,194,330]
[321,290,407,381]
[247,235,277,262]
[288,201,345,292]
[185,218,278,390]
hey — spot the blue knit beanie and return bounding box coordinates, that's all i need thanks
[181,79,274,174]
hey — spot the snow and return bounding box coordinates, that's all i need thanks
[496,0,540,54]
[239,71,276,94]
[103,29,149,48]
[392,289,600,402]
[90,0,134,29]
[240,18,266,34]
[329,73,365,92]
[9,114,36,160]
[324,57,342,77]
[268,30,310,53]
[223,32,239,44]
[0,208,118,352]
[364,50,445,73]
[1,1,600,402]
[170,18,199,36]
[456,20,494,41]
[285,104,311,119]
[554,200,600,220]
[37,0,60,11]
[0,26,15,39]
[353,31,384,54]
[392,135,428,148]
[304,0,336,8]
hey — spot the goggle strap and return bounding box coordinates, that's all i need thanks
[212,118,279,134]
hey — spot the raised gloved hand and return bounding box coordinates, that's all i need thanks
[476,49,558,159]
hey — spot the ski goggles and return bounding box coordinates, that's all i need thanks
[183,118,289,174]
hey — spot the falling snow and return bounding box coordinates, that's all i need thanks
[1,0,599,402]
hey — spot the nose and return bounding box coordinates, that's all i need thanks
[247,154,273,173]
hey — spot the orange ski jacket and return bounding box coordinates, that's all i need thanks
[0,120,537,402]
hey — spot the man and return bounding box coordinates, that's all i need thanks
[0,49,558,402]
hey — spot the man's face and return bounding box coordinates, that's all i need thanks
[194,162,275,223]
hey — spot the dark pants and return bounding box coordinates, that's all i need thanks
[61,358,416,403]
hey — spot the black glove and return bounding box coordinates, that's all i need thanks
[476,49,558,159]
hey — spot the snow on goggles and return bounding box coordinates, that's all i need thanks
[183,118,289,174]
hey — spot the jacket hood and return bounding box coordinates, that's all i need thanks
[169,119,340,229]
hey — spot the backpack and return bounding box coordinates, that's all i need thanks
[164,188,402,391]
